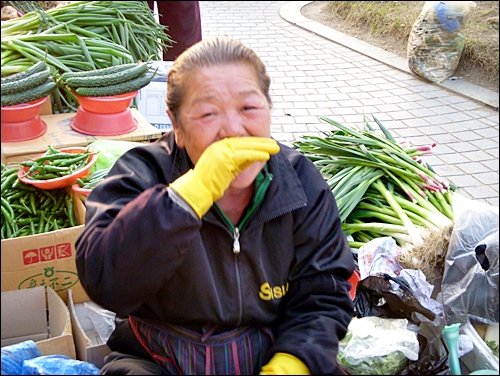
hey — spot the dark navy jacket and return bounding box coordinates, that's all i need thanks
[75,131,355,375]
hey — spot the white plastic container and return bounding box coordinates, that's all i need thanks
[459,323,499,374]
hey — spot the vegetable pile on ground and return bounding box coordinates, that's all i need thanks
[1,164,78,239]
[1,1,173,112]
[294,115,456,250]
[1,60,56,107]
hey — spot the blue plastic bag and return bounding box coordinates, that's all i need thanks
[1,340,42,375]
[21,355,100,375]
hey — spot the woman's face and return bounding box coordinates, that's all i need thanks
[169,63,272,190]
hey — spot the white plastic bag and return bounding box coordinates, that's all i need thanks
[441,204,499,326]
[337,317,419,375]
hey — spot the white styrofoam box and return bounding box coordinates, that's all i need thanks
[459,322,499,374]
[136,61,174,132]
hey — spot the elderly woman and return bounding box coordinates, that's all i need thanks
[76,37,355,375]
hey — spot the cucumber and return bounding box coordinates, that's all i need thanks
[1,78,56,107]
[75,72,156,97]
[1,70,51,95]
[65,63,149,88]
[61,63,141,81]
[1,61,47,85]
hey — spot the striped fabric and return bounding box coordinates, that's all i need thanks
[129,316,274,375]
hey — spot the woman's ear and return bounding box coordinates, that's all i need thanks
[168,109,185,148]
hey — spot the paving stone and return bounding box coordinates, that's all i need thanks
[428,163,464,177]
[432,144,456,154]
[429,134,462,144]
[443,112,475,122]
[461,150,498,162]
[458,162,491,174]
[438,153,471,164]
[481,160,500,172]
[484,197,499,207]
[485,148,499,158]
[388,110,417,120]
[471,171,499,185]
[410,126,445,136]
[452,131,484,142]
[471,139,499,151]
[449,174,482,188]
[408,108,440,117]
[447,142,481,153]
[461,185,499,200]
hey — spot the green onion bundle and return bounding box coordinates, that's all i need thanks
[294,115,456,249]
[1,1,173,113]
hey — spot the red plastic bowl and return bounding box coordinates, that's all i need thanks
[71,183,92,197]
[18,146,98,190]
[74,91,138,114]
[70,107,138,136]
[1,96,48,122]
[1,96,48,142]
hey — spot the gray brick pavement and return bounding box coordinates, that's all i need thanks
[198,1,499,206]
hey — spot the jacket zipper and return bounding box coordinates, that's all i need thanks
[233,227,240,254]
[234,227,243,326]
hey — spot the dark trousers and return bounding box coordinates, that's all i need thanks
[147,1,203,61]
[100,352,165,375]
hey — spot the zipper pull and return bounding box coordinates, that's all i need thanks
[233,227,240,254]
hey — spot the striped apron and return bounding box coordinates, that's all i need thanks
[129,316,274,375]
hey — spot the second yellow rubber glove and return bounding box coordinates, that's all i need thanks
[169,137,280,219]
[260,352,310,375]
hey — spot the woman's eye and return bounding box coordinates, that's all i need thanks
[243,106,256,111]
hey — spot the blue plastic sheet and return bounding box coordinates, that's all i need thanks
[1,340,42,375]
[21,355,100,375]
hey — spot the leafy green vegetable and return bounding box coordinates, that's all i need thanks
[337,349,409,375]
[486,340,499,358]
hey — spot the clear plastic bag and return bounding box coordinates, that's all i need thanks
[84,301,116,344]
[337,317,419,375]
[441,205,499,326]
[88,140,144,173]
[407,1,476,83]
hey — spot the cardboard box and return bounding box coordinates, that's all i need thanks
[40,95,53,116]
[68,289,112,369]
[1,286,76,359]
[1,108,161,165]
[1,188,90,305]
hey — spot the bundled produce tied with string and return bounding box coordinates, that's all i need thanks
[1,1,173,112]
[294,115,456,254]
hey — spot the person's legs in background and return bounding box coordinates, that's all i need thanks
[147,1,202,61]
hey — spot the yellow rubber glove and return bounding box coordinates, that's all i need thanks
[169,137,280,219]
[260,353,310,375]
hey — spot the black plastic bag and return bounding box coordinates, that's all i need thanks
[399,313,449,375]
[354,273,449,375]
[354,273,436,324]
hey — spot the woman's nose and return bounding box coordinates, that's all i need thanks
[219,111,246,138]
